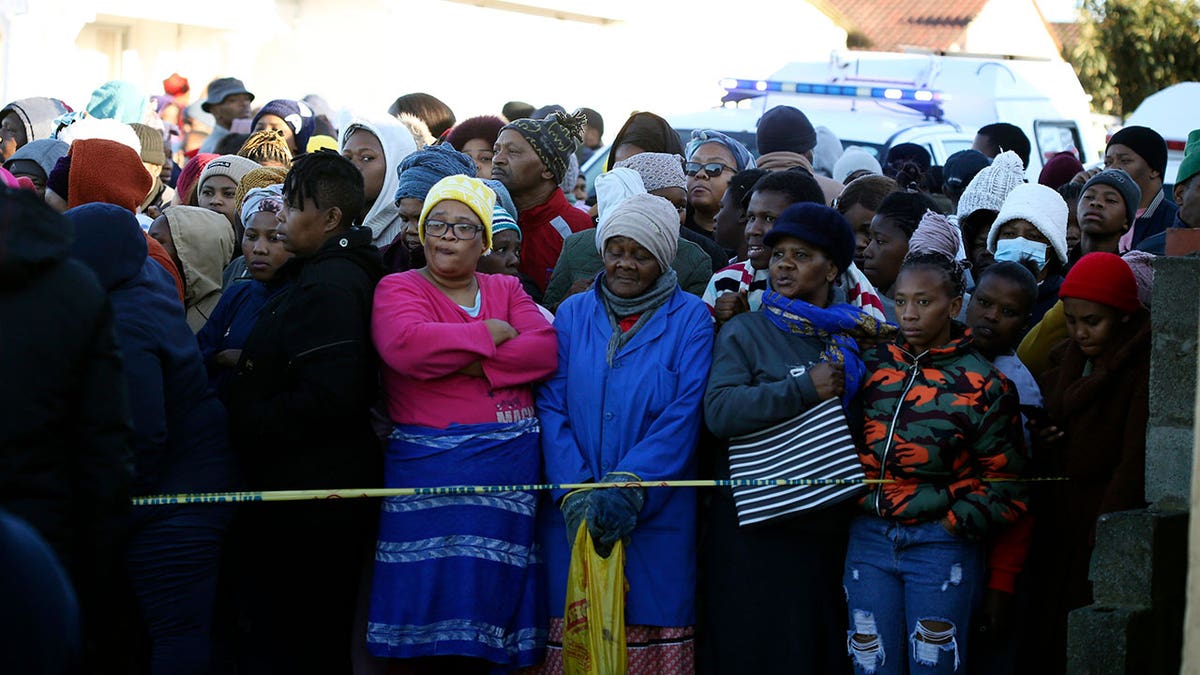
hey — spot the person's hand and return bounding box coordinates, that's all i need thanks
[560,490,589,549]
[714,289,750,324]
[808,362,845,401]
[1071,166,1102,185]
[215,349,242,368]
[1029,419,1065,451]
[456,361,485,377]
[980,589,1015,639]
[484,318,518,346]
[144,204,162,220]
[565,277,594,298]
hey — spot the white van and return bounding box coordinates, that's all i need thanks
[585,50,1101,185]
[1123,81,1200,188]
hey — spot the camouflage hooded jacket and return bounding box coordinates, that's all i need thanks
[856,327,1028,539]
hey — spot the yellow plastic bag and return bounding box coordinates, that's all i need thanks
[562,521,628,675]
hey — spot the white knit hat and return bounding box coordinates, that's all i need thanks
[956,151,1025,220]
[986,183,1069,265]
[832,146,882,184]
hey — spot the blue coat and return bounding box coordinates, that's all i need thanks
[536,283,714,627]
[66,203,237,496]
[197,279,288,404]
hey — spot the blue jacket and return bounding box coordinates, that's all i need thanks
[197,279,288,404]
[67,203,237,495]
[1129,188,1179,249]
[536,282,714,626]
[1137,211,1191,256]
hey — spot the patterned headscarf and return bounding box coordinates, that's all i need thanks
[501,109,587,184]
[615,152,686,192]
[240,184,285,226]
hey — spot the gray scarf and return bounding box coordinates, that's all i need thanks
[598,268,679,365]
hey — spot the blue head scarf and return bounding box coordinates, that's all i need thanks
[686,129,756,171]
[393,144,477,203]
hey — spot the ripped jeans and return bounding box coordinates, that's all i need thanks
[843,515,982,674]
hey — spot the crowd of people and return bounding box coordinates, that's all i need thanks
[1,71,1195,675]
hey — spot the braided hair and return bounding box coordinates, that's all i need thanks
[238,129,293,168]
[282,149,365,228]
[900,251,966,298]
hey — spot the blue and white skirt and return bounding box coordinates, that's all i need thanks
[366,418,547,667]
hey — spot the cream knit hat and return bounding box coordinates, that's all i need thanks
[956,151,1026,220]
[987,182,1069,265]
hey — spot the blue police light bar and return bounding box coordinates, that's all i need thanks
[719,78,944,118]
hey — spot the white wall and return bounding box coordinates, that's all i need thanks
[965,0,1062,59]
[3,0,847,144]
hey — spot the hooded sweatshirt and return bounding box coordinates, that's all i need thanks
[0,97,69,148]
[338,116,418,246]
[3,138,69,180]
[65,202,236,495]
[164,206,235,332]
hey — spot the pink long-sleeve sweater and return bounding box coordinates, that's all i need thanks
[372,270,558,429]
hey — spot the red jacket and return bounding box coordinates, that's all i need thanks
[517,188,592,293]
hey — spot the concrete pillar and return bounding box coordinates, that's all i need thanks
[1068,256,1198,675]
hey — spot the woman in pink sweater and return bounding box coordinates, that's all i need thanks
[368,175,557,672]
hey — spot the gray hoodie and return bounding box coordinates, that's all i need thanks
[0,97,70,145]
[3,138,69,179]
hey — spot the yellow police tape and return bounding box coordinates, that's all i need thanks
[131,476,1065,506]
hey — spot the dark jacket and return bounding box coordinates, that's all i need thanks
[197,278,289,405]
[1033,308,1151,621]
[67,202,237,496]
[856,325,1027,538]
[229,227,385,490]
[0,187,133,569]
[1136,211,1190,256]
[1129,188,1179,249]
[1039,308,1150,528]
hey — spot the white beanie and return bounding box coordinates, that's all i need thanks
[956,150,1025,220]
[987,183,1069,265]
[832,146,881,184]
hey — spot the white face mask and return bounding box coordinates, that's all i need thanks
[994,237,1049,272]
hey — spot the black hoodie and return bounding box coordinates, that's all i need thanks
[0,186,133,577]
[229,226,386,490]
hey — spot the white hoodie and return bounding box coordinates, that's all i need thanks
[338,115,418,247]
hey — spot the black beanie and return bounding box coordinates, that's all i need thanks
[756,106,817,156]
[1108,125,1168,178]
[763,203,856,272]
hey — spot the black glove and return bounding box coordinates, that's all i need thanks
[585,472,645,557]
[560,489,589,549]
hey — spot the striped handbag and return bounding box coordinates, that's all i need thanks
[726,397,864,527]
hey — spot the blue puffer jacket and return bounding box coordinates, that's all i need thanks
[67,203,237,495]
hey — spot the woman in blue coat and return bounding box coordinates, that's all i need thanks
[535,193,714,674]
[66,203,237,675]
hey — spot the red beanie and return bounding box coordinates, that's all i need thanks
[1059,252,1141,314]
[176,153,218,205]
[67,139,153,212]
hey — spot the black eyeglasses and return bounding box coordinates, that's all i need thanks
[684,161,737,178]
[424,220,483,240]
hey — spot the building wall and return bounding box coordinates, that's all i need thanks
[964,0,1062,59]
[4,0,847,135]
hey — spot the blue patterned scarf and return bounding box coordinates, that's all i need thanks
[760,289,897,404]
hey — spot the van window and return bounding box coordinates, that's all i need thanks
[1034,121,1084,164]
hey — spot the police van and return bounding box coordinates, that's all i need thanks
[582,50,1102,187]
